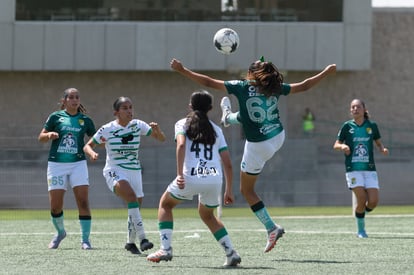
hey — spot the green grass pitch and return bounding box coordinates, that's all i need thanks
[1,206,413,275]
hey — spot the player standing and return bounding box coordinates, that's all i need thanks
[333,99,389,238]
[38,88,96,250]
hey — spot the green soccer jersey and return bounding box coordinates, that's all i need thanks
[44,110,96,162]
[224,80,291,142]
[337,119,381,172]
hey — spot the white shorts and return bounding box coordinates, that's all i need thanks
[167,176,222,207]
[47,160,89,191]
[241,130,285,174]
[345,171,379,190]
[103,168,144,198]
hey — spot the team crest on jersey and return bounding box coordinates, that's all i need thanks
[351,177,356,186]
[366,127,372,134]
[128,123,138,132]
[78,119,84,126]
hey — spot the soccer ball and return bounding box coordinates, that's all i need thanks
[213,28,239,55]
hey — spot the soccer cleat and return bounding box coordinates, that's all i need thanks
[223,250,241,267]
[140,239,154,251]
[146,248,173,263]
[264,225,285,253]
[48,231,66,249]
[357,230,368,238]
[81,241,92,250]
[220,97,232,128]
[125,243,141,254]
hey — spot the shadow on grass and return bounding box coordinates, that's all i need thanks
[275,258,352,264]
[149,265,276,270]
[147,255,276,270]
[208,266,275,270]
[369,236,414,240]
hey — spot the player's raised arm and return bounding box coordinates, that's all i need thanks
[290,64,336,94]
[170,58,226,92]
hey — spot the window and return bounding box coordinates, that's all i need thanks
[16,0,342,22]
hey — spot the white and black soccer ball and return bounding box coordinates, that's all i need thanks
[213,28,240,55]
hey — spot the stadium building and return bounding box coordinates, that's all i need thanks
[1,0,413,208]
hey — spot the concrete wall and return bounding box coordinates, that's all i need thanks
[0,0,372,71]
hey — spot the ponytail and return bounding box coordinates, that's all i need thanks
[185,90,216,145]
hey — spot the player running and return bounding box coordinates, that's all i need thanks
[147,90,241,267]
[83,96,166,254]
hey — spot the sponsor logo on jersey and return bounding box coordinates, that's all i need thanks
[191,159,219,178]
[352,143,369,163]
[259,124,280,135]
[57,132,77,154]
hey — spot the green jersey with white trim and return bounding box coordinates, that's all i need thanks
[92,119,152,171]
[44,110,96,163]
[337,119,381,172]
[224,80,291,142]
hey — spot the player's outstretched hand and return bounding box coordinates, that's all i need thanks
[325,64,337,74]
[170,58,184,72]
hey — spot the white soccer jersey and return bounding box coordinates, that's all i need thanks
[175,118,228,183]
[92,119,151,170]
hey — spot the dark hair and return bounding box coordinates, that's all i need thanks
[185,90,216,145]
[248,61,284,97]
[113,96,132,111]
[61,88,87,114]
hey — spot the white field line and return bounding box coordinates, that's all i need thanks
[279,214,414,219]
[1,229,414,237]
[1,215,413,236]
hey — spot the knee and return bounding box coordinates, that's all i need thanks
[367,200,378,210]
[239,185,246,197]
[367,195,379,209]
[159,196,177,212]
[240,184,250,198]
[199,210,216,224]
[159,201,172,211]
[240,185,255,200]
